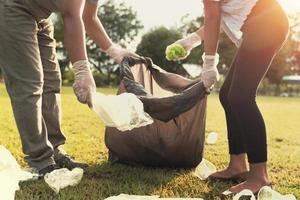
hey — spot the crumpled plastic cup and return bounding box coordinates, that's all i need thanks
[194,158,217,180]
[91,92,154,132]
[0,146,38,200]
[257,186,296,200]
[44,168,84,194]
[233,186,297,200]
[206,132,218,145]
[233,189,256,200]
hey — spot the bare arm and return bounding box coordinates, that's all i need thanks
[203,0,221,55]
[60,0,87,63]
[196,26,205,40]
[83,1,113,51]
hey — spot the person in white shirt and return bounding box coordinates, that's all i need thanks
[167,0,289,196]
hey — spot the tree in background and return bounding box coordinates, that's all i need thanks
[136,27,186,75]
[53,0,143,86]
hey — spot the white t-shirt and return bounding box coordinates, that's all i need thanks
[209,0,258,46]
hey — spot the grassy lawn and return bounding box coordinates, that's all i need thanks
[0,83,299,200]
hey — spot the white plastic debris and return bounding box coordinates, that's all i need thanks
[233,189,256,200]
[257,186,296,200]
[44,168,83,194]
[91,92,154,131]
[0,146,38,200]
[105,194,159,200]
[232,186,296,200]
[206,132,218,145]
[105,194,203,200]
[194,158,217,180]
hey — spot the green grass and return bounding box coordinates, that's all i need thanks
[0,83,299,200]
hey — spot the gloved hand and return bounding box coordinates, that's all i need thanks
[72,60,96,107]
[166,32,202,61]
[105,44,138,64]
[200,53,220,90]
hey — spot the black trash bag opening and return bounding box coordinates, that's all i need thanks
[120,56,208,122]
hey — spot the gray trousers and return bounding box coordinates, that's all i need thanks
[0,0,66,170]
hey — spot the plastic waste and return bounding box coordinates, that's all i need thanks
[206,132,218,145]
[257,186,296,200]
[91,92,154,131]
[44,168,83,194]
[233,189,256,200]
[105,194,204,200]
[0,146,38,200]
[194,158,217,180]
[232,186,297,200]
[105,194,159,200]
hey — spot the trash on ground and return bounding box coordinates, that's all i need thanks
[233,189,256,200]
[105,194,204,200]
[233,186,296,200]
[44,168,84,194]
[206,132,218,145]
[257,186,296,200]
[91,92,154,131]
[194,158,217,180]
[0,146,38,200]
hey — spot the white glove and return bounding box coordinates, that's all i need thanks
[105,44,138,64]
[72,60,96,107]
[200,53,220,90]
[168,32,202,61]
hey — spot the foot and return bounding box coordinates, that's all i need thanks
[55,155,88,170]
[209,167,248,180]
[228,179,271,194]
[38,164,59,177]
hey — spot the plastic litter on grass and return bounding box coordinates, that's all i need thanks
[194,158,217,180]
[44,168,83,194]
[232,186,296,200]
[91,92,153,131]
[0,146,38,200]
[206,132,218,145]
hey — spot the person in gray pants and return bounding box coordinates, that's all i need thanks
[0,0,135,175]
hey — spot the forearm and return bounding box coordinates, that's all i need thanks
[63,16,87,63]
[196,26,205,41]
[84,17,113,51]
[203,0,221,55]
[204,17,221,55]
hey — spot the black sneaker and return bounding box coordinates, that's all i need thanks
[38,164,59,177]
[55,155,88,170]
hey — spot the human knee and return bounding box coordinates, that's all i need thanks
[43,76,61,94]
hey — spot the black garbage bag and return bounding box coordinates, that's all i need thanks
[105,57,208,168]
